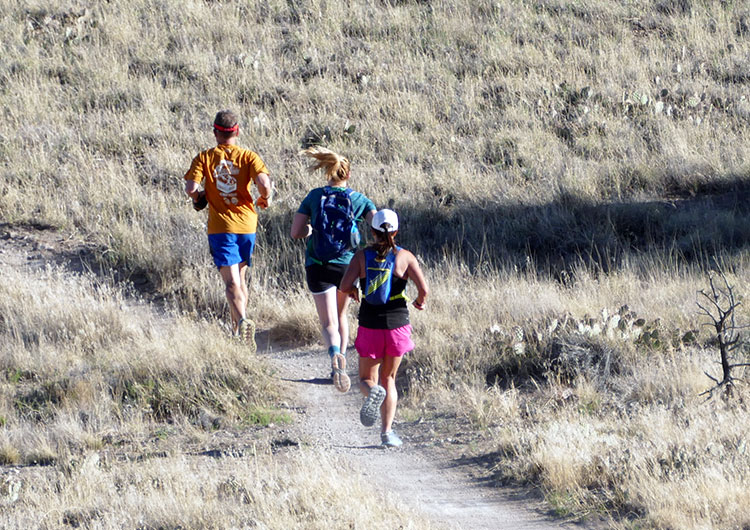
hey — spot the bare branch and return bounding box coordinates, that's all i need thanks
[697,295,723,316]
[699,270,746,397]
[709,274,720,299]
[696,302,714,318]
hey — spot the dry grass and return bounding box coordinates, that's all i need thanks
[0,266,435,528]
[2,0,750,527]
[1,448,432,529]
[405,265,750,527]
[0,266,283,463]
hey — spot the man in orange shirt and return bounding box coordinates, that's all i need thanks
[184,109,273,350]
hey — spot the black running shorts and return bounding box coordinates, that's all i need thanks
[305,262,348,294]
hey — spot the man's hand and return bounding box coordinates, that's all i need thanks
[192,190,208,211]
[256,181,274,210]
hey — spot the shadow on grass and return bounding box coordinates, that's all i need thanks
[384,176,750,277]
[7,175,749,309]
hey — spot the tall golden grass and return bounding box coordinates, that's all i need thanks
[2,0,750,527]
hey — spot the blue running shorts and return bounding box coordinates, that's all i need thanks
[208,233,256,268]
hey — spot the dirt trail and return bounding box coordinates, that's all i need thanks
[266,345,576,530]
[1,223,583,529]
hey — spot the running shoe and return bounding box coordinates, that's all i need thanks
[331,353,350,393]
[360,384,386,427]
[381,430,403,447]
[238,318,256,353]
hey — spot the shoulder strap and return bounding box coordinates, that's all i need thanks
[386,248,407,302]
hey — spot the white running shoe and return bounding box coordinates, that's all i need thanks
[381,430,403,447]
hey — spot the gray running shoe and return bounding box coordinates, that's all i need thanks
[360,385,386,427]
[331,353,350,393]
[381,430,403,447]
[238,318,256,353]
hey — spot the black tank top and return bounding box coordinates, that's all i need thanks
[358,276,409,329]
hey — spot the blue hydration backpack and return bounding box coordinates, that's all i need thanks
[364,247,403,305]
[311,187,360,262]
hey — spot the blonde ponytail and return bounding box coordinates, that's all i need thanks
[301,147,350,183]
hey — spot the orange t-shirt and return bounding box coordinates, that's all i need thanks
[184,144,269,234]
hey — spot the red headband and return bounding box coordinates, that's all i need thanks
[213,123,238,132]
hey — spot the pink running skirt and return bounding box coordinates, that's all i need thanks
[355,325,415,359]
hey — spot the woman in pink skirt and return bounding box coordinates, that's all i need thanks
[340,209,429,447]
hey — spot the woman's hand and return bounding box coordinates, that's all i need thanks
[347,289,360,302]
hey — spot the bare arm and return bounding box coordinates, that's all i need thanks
[290,212,312,239]
[255,173,273,209]
[364,209,376,226]
[404,251,429,309]
[255,172,271,198]
[340,250,364,301]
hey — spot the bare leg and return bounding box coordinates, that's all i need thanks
[379,355,403,434]
[237,262,249,313]
[312,287,339,350]
[336,289,350,355]
[219,263,247,333]
[359,356,381,397]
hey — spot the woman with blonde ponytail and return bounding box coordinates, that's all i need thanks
[291,147,376,393]
[340,209,429,447]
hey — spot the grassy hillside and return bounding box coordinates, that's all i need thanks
[2,0,750,527]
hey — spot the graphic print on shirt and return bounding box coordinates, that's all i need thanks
[214,160,240,205]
